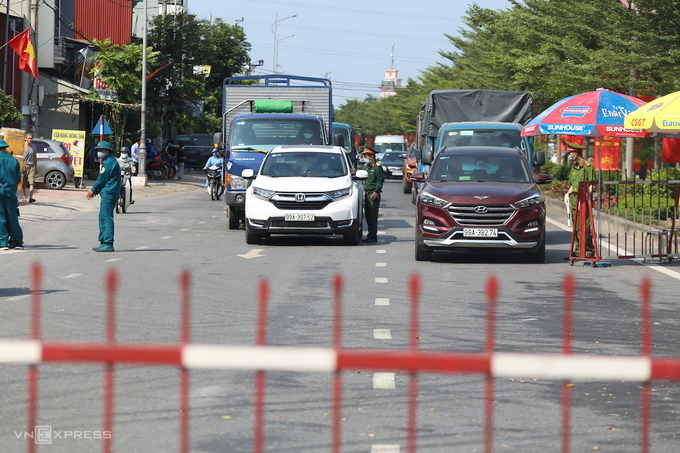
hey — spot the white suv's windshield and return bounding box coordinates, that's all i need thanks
[431,154,530,183]
[260,151,347,177]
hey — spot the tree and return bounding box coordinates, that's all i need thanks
[147,12,250,137]
[0,89,22,126]
[88,38,159,146]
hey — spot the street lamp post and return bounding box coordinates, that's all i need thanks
[134,0,149,187]
[271,13,296,74]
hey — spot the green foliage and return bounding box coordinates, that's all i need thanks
[336,0,680,140]
[147,13,250,136]
[0,89,22,126]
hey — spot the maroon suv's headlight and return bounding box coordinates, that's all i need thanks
[511,194,543,209]
[421,192,450,208]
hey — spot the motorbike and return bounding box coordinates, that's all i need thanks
[116,168,133,213]
[147,157,171,180]
[205,164,224,201]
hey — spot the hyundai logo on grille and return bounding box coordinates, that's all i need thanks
[474,206,489,214]
[295,193,306,202]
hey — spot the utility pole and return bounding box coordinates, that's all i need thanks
[134,0,149,187]
[243,59,264,76]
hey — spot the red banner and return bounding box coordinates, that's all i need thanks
[7,27,38,79]
[559,135,586,154]
[593,136,621,171]
[662,138,680,164]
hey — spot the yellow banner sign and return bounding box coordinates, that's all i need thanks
[52,129,86,178]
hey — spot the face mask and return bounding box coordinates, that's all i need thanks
[121,153,129,158]
[303,132,313,139]
[321,163,329,170]
[97,151,107,159]
[359,158,367,164]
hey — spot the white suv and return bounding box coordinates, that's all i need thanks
[242,145,368,245]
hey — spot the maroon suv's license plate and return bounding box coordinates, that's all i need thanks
[463,228,498,238]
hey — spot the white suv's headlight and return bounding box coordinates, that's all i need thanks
[327,187,351,199]
[421,192,450,208]
[512,194,544,208]
[252,186,275,200]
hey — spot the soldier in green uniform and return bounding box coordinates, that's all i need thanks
[87,141,121,252]
[564,142,596,257]
[0,139,24,250]
[361,146,384,243]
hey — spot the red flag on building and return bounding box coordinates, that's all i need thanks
[7,27,38,79]
[593,136,621,171]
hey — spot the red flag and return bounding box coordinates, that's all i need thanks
[7,28,38,79]
[593,136,621,171]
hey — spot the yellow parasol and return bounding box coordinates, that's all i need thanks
[624,91,680,132]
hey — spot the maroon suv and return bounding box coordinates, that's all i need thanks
[411,146,552,262]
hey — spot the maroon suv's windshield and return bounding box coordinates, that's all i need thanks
[430,154,530,183]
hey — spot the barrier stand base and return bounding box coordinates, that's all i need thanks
[583,260,612,268]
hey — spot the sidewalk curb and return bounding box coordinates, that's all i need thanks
[17,172,207,223]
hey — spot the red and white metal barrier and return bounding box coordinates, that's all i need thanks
[2,263,680,452]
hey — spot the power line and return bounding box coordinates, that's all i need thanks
[241,0,465,22]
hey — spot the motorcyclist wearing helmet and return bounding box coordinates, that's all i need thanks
[117,147,136,204]
[202,148,223,193]
[86,141,121,252]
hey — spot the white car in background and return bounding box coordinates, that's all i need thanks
[242,145,368,245]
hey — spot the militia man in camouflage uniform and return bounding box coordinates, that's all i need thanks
[361,146,384,243]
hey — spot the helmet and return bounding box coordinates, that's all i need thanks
[120,146,130,153]
[95,141,113,151]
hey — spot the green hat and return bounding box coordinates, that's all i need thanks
[362,145,377,155]
[95,141,113,151]
[564,141,585,152]
[0,139,8,148]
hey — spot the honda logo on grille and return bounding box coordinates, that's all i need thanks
[474,206,488,214]
[295,193,306,202]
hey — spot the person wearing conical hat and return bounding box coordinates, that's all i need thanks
[86,141,121,252]
[0,139,24,250]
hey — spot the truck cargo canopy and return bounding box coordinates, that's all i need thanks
[420,90,534,139]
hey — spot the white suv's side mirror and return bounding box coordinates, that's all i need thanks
[242,168,255,179]
[354,169,368,180]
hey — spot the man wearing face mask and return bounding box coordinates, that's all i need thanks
[117,147,136,204]
[87,141,121,252]
[564,141,596,257]
[361,146,384,243]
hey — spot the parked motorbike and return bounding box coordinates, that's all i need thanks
[147,157,171,180]
[116,168,133,213]
[205,164,224,201]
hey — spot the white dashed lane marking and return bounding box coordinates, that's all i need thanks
[376,249,386,254]
[105,258,121,262]
[375,278,388,284]
[373,329,392,340]
[371,445,400,453]
[375,262,386,267]
[373,373,396,389]
[161,236,172,240]
[375,298,390,306]
[63,273,82,279]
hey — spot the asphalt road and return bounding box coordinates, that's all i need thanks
[1,175,679,452]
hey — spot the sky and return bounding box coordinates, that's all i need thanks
[187,0,514,108]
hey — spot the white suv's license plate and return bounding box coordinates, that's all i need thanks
[463,228,498,238]
[285,213,315,221]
